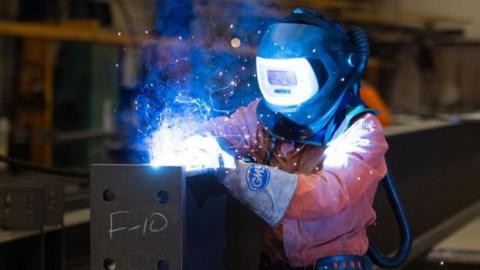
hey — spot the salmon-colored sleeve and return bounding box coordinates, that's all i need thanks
[285,114,388,220]
[206,100,263,159]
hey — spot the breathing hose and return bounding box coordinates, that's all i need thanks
[348,26,413,268]
[367,173,413,268]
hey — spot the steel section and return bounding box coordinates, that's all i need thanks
[90,164,185,270]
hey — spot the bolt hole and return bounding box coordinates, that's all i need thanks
[103,258,116,270]
[156,191,169,204]
[157,260,169,270]
[103,189,115,202]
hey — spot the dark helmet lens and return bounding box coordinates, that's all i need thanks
[267,70,298,86]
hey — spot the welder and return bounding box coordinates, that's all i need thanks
[206,7,387,270]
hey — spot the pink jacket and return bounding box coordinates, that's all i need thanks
[208,99,388,267]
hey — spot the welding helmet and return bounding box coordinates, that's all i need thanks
[256,7,369,141]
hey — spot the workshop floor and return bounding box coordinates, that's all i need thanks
[414,213,480,270]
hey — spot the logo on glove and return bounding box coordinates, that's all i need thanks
[246,165,270,191]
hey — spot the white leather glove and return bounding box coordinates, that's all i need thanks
[219,160,298,226]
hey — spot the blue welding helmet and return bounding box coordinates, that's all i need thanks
[256,7,369,140]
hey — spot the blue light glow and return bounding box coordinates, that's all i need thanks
[120,1,282,166]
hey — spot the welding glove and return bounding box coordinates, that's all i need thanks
[177,134,235,177]
[219,160,298,226]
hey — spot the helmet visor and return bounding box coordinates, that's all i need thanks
[256,57,320,106]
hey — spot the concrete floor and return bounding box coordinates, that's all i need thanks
[426,213,480,268]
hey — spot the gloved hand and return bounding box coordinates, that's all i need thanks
[218,160,298,227]
[185,153,233,178]
[150,132,235,177]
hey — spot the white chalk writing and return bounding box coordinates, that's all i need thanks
[108,211,168,240]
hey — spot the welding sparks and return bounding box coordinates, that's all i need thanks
[148,117,235,172]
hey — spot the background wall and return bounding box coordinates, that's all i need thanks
[381,0,480,39]
[0,0,18,116]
